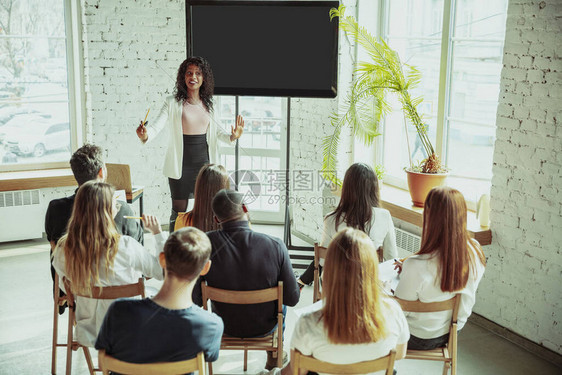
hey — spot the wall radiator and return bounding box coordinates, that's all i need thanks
[0,190,44,242]
[289,227,422,270]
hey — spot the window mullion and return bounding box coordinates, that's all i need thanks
[435,0,455,161]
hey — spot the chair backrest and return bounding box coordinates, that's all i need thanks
[393,295,461,323]
[376,246,384,263]
[106,163,133,193]
[292,349,397,375]
[313,243,328,302]
[98,350,206,375]
[63,277,145,305]
[201,281,283,313]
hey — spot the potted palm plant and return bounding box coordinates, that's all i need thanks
[323,5,448,207]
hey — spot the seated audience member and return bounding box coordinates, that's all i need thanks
[284,228,408,375]
[175,164,229,231]
[46,144,143,311]
[95,227,224,366]
[298,162,397,287]
[193,189,300,370]
[394,186,486,350]
[52,181,164,347]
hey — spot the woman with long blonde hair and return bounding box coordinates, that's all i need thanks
[289,228,408,374]
[52,181,165,347]
[175,164,229,232]
[394,186,486,350]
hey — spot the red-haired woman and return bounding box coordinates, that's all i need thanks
[288,228,409,374]
[394,186,486,350]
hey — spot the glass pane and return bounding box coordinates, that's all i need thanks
[446,0,508,197]
[215,96,287,221]
[0,0,71,167]
[383,0,443,181]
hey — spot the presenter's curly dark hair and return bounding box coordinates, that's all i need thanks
[174,56,214,112]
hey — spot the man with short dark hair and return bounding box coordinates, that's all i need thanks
[45,144,143,312]
[193,189,300,370]
[95,227,223,365]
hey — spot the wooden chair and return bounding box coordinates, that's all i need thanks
[51,272,72,374]
[98,350,206,375]
[312,243,327,303]
[63,277,146,375]
[376,246,384,263]
[106,163,144,216]
[291,349,397,375]
[394,295,461,375]
[201,281,284,375]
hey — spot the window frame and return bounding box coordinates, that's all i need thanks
[377,0,506,207]
[0,0,85,173]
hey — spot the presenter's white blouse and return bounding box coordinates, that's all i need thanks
[52,234,166,347]
[144,95,233,179]
[291,298,409,375]
[394,241,485,339]
[320,207,398,261]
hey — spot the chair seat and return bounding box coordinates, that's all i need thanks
[221,332,277,349]
[406,346,451,361]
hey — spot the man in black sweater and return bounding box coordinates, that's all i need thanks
[193,189,300,369]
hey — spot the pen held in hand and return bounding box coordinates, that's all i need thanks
[142,108,150,126]
[124,216,143,220]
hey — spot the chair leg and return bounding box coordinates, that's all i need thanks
[243,349,248,371]
[52,299,59,375]
[208,361,213,375]
[82,346,95,375]
[442,361,451,375]
[66,309,74,375]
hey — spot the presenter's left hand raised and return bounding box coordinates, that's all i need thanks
[230,115,245,141]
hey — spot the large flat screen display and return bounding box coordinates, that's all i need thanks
[187,1,339,98]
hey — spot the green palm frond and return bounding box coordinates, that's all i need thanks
[324,5,444,174]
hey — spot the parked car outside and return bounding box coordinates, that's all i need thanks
[4,121,70,157]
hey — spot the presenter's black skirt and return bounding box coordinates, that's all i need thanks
[168,134,209,200]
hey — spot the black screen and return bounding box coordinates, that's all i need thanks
[187,1,339,98]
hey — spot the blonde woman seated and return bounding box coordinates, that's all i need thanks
[298,163,397,287]
[52,181,164,347]
[174,164,229,232]
[394,186,486,350]
[289,228,409,374]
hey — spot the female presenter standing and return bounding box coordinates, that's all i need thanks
[136,57,244,230]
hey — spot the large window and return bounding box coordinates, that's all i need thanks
[381,0,508,202]
[0,0,80,171]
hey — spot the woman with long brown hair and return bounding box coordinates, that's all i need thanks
[288,228,408,374]
[136,56,244,231]
[52,181,165,347]
[298,162,397,287]
[174,164,230,232]
[394,186,486,350]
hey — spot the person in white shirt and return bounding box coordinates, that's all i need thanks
[282,228,409,375]
[136,56,244,230]
[52,181,165,347]
[394,186,486,350]
[298,163,397,287]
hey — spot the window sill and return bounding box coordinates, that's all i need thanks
[0,168,77,192]
[380,184,492,245]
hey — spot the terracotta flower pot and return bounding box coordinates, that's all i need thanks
[405,170,448,207]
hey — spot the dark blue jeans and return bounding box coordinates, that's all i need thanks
[408,333,450,350]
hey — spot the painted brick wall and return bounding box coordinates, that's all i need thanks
[81,0,187,222]
[476,0,562,354]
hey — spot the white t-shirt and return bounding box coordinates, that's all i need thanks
[52,234,166,346]
[394,241,485,339]
[291,298,409,375]
[321,207,398,261]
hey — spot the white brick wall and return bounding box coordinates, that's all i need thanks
[477,0,562,354]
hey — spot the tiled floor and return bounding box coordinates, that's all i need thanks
[0,228,560,375]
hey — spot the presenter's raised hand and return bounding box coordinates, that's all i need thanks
[136,120,148,143]
[230,115,245,141]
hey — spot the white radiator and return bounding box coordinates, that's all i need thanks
[0,190,44,242]
[395,227,421,258]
